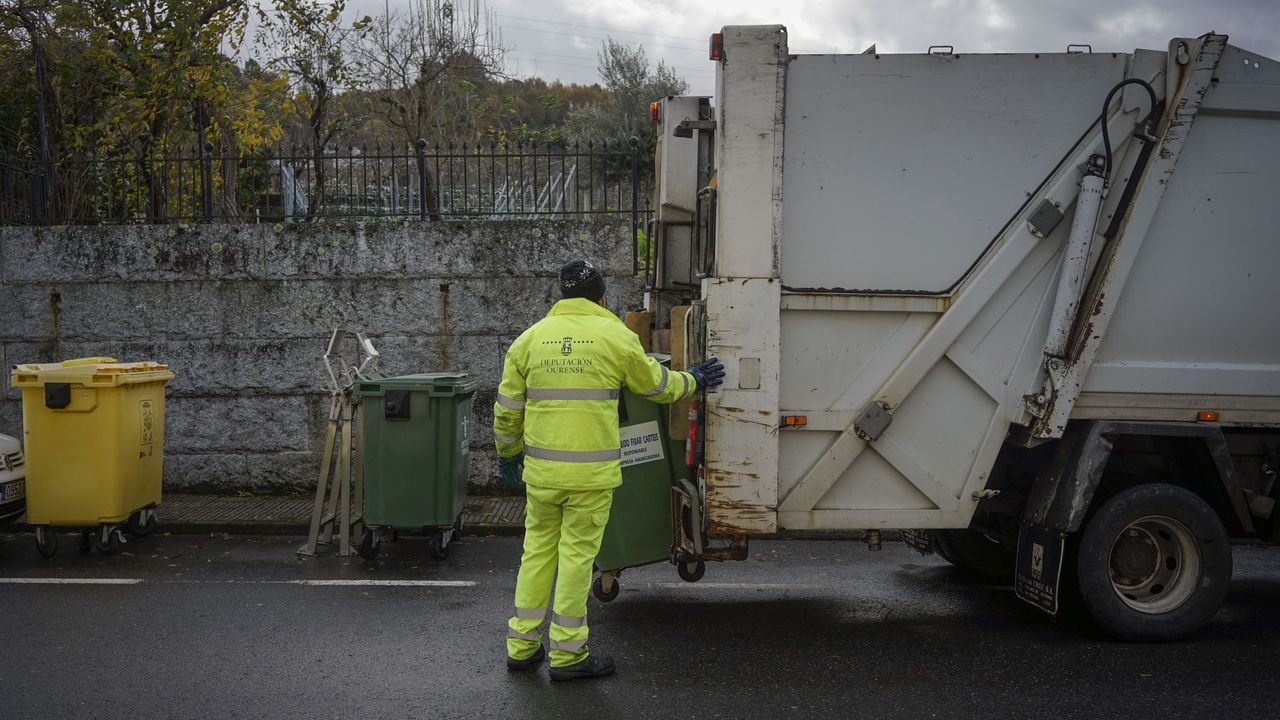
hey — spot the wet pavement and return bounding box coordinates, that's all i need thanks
[2,532,1279,719]
[1,493,529,535]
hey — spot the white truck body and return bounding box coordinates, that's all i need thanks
[664,28,1280,540]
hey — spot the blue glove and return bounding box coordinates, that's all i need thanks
[499,453,525,488]
[689,356,726,389]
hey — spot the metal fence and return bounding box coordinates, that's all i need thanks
[1,138,647,228]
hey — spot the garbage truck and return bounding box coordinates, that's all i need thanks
[635,27,1280,641]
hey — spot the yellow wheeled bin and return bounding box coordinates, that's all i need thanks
[10,357,175,558]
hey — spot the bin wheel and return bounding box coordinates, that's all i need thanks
[358,529,381,561]
[592,575,620,602]
[78,530,92,554]
[91,526,123,556]
[678,560,706,583]
[428,533,449,560]
[126,510,157,538]
[35,526,58,559]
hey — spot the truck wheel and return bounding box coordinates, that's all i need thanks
[1075,483,1230,641]
[934,529,1015,582]
[931,532,957,565]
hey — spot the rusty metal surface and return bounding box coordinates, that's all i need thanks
[706,467,777,536]
[705,403,779,535]
[703,278,781,534]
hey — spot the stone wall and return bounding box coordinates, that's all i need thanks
[0,219,642,494]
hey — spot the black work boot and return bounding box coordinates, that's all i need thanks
[506,645,546,671]
[549,655,615,682]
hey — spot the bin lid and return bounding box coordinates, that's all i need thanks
[353,372,478,397]
[10,357,176,388]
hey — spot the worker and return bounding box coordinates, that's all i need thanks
[495,259,725,681]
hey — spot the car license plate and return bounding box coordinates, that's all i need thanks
[0,479,25,502]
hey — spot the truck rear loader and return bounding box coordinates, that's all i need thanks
[632,28,1280,641]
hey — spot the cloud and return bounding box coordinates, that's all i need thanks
[344,0,1280,94]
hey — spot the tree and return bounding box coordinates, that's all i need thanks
[0,0,295,221]
[468,77,609,145]
[0,0,307,221]
[257,0,368,216]
[567,38,687,181]
[0,0,111,215]
[352,0,505,218]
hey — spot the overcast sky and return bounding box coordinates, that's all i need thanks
[343,0,1279,95]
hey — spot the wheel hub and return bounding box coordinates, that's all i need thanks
[1111,528,1159,584]
[1107,515,1201,615]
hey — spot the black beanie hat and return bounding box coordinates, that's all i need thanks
[559,259,606,300]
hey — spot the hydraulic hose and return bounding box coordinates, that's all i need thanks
[1100,123,1159,240]
[1099,78,1160,184]
[694,186,716,279]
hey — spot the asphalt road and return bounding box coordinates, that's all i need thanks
[2,531,1278,719]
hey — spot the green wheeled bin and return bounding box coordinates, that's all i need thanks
[590,376,692,602]
[352,373,477,560]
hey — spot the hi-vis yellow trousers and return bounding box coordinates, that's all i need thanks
[506,485,614,667]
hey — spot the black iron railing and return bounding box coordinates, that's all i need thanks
[2,138,645,226]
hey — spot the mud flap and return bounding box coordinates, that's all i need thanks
[1015,522,1066,615]
[901,529,935,555]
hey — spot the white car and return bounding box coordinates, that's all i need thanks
[0,433,26,523]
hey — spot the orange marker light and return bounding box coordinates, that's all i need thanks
[709,33,723,61]
[650,101,660,124]
[782,415,808,428]
[1198,410,1220,422]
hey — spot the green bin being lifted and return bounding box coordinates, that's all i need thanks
[591,372,691,601]
[353,373,477,560]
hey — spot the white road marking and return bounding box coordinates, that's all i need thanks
[0,578,475,587]
[279,580,476,587]
[0,578,142,585]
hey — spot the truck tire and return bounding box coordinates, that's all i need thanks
[933,529,1015,582]
[1074,483,1231,641]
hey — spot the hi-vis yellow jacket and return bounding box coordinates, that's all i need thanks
[493,298,697,491]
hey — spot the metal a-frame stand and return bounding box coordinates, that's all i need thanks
[299,328,380,557]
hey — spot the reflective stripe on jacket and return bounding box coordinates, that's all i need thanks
[493,297,696,491]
